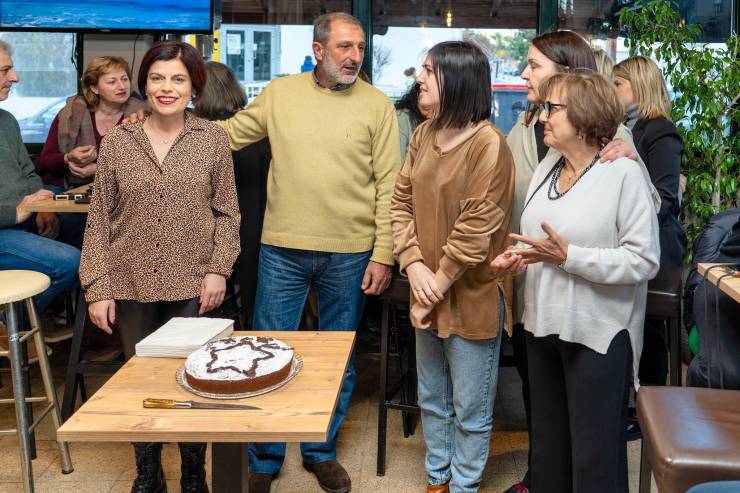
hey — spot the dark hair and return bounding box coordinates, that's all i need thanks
[137,41,207,102]
[427,41,491,130]
[395,83,424,128]
[531,31,597,72]
[525,31,597,124]
[193,62,247,121]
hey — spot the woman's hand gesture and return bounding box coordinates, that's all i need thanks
[510,222,569,266]
[489,246,527,277]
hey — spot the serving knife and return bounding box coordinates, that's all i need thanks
[143,398,260,410]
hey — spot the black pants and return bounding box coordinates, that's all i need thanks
[115,298,204,473]
[527,330,632,493]
[116,298,200,360]
[511,323,532,485]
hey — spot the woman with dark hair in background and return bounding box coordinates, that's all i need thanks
[391,41,515,493]
[194,61,271,328]
[80,42,240,493]
[502,30,660,493]
[395,82,432,159]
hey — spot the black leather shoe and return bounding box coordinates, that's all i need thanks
[131,442,166,493]
[303,460,351,493]
[248,472,277,493]
[179,443,208,493]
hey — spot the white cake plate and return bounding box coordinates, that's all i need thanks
[175,354,303,400]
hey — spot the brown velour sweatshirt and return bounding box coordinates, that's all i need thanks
[391,120,516,340]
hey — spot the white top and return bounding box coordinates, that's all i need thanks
[520,154,660,387]
[185,336,294,381]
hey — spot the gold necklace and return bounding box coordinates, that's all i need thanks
[145,123,181,145]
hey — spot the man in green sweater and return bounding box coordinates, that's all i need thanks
[0,41,80,340]
[219,12,401,493]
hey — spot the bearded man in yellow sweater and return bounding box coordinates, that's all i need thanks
[218,12,401,493]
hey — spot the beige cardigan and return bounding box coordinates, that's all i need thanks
[507,109,662,323]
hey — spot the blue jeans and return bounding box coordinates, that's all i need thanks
[416,291,504,493]
[0,225,80,314]
[248,244,371,473]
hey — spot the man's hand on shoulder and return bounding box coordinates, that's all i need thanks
[361,261,392,295]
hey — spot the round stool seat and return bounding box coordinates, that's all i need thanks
[0,270,51,304]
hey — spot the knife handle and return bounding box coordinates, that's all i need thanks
[143,398,180,409]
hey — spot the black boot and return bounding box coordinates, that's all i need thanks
[179,442,209,493]
[131,442,166,493]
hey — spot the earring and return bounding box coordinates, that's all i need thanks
[578,133,584,140]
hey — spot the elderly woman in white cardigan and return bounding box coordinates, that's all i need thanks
[491,72,659,493]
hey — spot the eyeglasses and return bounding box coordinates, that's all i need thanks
[540,101,568,118]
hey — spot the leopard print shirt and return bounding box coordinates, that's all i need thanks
[79,112,241,303]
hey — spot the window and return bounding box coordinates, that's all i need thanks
[373,27,535,134]
[0,32,77,144]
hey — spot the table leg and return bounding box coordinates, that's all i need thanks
[212,442,248,493]
[62,295,88,421]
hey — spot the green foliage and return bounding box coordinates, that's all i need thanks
[620,0,740,252]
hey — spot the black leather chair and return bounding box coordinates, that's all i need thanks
[646,265,684,386]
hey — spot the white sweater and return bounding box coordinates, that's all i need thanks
[520,154,660,386]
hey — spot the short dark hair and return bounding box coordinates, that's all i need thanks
[427,41,491,130]
[137,41,207,102]
[193,62,247,121]
[313,12,363,45]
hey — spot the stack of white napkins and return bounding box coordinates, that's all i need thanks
[135,317,234,358]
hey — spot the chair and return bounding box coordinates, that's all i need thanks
[0,270,73,492]
[637,386,740,493]
[61,294,123,420]
[376,275,420,476]
[646,265,683,386]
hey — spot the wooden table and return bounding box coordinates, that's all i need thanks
[26,185,90,213]
[699,263,740,304]
[57,331,355,492]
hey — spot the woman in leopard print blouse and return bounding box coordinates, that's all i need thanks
[79,41,240,493]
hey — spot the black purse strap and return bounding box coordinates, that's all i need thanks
[521,158,561,217]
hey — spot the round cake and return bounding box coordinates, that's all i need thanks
[184,336,294,395]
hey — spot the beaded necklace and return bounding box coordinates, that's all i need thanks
[547,153,600,200]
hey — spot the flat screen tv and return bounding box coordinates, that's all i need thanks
[0,0,214,33]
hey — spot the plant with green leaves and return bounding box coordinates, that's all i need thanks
[620,0,739,252]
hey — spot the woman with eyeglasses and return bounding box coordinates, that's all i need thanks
[499,30,659,493]
[391,41,515,493]
[491,72,659,493]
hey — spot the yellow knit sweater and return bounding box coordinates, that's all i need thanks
[219,72,401,264]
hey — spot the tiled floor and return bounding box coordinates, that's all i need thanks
[0,343,656,492]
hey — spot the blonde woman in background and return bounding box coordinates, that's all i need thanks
[613,55,686,390]
[593,47,615,78]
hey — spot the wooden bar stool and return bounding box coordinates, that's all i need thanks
[0,270,73,492]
